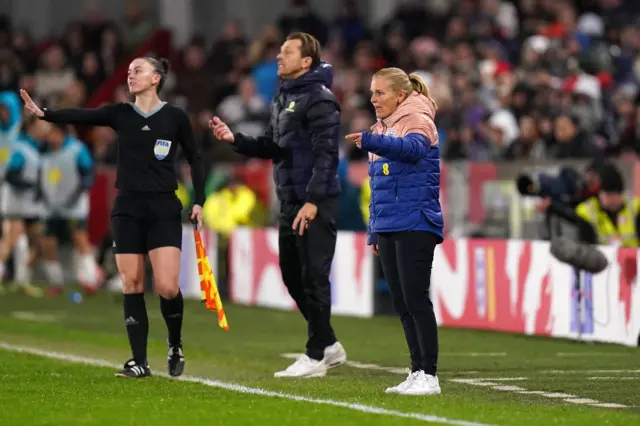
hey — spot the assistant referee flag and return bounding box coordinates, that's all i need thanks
[193,222,229,331]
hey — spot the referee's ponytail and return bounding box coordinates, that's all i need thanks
[143,57,171,93]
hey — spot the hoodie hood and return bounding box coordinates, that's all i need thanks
[371,92,438,146]
[280,61,334,92]
[0,90,21,134]
[381,91,436,126]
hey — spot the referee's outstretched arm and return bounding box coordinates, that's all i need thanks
[21,89,117,127]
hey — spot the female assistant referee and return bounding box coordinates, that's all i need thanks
[20,57,205,379]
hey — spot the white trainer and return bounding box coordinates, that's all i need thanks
[274,354,327,378]
[323,342,347,369]
[400,371,441,395]
[385,369,420,394]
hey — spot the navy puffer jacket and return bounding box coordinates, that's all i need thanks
[233,63,341,204]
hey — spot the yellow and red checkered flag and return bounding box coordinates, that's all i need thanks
[193,224,229,331]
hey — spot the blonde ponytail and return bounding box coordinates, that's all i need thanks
[373,67,437,110]
[408,73,437,110]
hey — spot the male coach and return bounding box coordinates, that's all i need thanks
[210,32,346,378]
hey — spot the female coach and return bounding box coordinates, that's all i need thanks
[346,67,443,396]
[20,57,205,379]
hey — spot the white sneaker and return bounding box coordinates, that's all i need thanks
[323,342,347,369]
[385,369,420,394]
[274,354,327,378]
[400,371,441,395]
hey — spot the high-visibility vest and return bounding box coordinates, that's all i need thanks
[203,185,258,236]
[360,177,371,223]
[575,196,640,247]
[175,181,191,209]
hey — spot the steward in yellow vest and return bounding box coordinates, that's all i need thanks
[574,164,640,247]
[575,196,640,247]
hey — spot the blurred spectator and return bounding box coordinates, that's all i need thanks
[100,24,124,75]
[0,0,638,197]
[217,76,269,138]
[380,24,412,69]
[209,20,247,75]
[91,125,118,165]
[503,115,547,160]
[79,51,105,95]
[19,74,36,96]
[248,25,280,66]
[333,0,365,57]
[0,16,11,48]
[11,28,37,74]
[34,45,75,109]
[174,43,215,114]
[379,0,430,42]
[251,41,280,104]
[120,0,153,53]
[0,49,21,92]
[57,79,87,109]
[549,113,601,159]
[277,0,328,46]
[81,2,110,52]
[61,22,86,75]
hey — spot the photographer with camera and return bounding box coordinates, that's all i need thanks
[517,161,602,210]
[539,162,640,248]
[517,160,603,241]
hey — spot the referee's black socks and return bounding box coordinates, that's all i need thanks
[123,293,149,366]
[160,290,184,347]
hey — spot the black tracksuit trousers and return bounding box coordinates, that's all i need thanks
[377,231,439,375]
[278,197,339,361]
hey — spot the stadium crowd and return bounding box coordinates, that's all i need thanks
[0,0,639,227]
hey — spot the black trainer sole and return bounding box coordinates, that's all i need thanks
[114,371,152,378]
[168,360,185,377]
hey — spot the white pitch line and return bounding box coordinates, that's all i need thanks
[588,377,636,380]
[0,342,496,426]
[492,386,525,392]
[539,369,640,375]
[565,398,600,405]
[592,403,630,408]
[441,352,507,357]
[541,393,578,399]
[450,378,628,409]
[460,378,528,382]
[556,352,630,357]
[10,311,61,323]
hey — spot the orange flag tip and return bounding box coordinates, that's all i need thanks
[193,228,229,330]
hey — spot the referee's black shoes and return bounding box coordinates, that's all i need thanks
[167,345,185,377]
[115,359,152,378]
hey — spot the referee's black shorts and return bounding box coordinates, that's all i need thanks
[111,190,183,254]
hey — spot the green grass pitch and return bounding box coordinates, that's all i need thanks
[0,290,638,426]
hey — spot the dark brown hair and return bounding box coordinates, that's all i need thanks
[286,32,321,69]
[142,57,171,93]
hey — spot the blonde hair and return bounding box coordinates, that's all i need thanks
[373,67,438,110]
